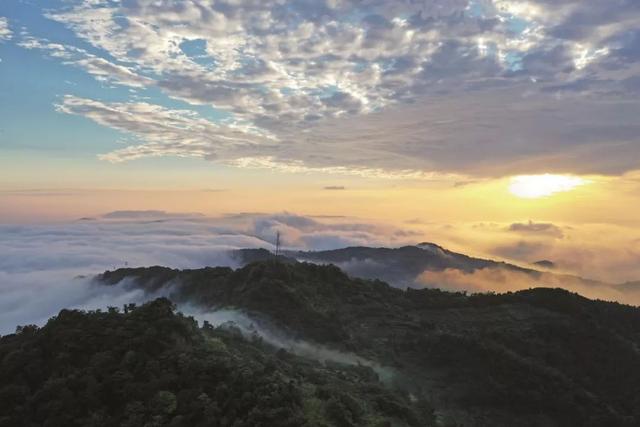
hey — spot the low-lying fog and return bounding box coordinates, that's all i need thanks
[2,211,640,333]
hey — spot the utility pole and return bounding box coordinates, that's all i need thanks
[275,231,281,260]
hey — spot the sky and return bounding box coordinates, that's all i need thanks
[0,1,639,289]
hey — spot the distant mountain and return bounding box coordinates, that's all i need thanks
[533,259,556,269]
[92,261,640,426]
[232,247,299,265]
[286,243,525,287]
[619,280,640,292]
[233,244,614,295]
[617,281,640,306]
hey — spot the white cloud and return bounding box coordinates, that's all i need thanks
[56,95,277,162]
[0,212,417,332]
[10,1,640,176]
[188,307,391,377]
[507,220,564,238]
[414,219,640,284]
[226,156,464,180]
[0,219,244,334]
[0,17,11,42]
[75,56,154,88]
[417,267,640,304]
[2,211,640,332]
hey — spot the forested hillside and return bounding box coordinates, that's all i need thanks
[0,298,434,427]
[3,261,640,426]
[99,261,640,426]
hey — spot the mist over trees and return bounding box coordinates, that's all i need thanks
[3,260,640,426]
[0,297,434,427]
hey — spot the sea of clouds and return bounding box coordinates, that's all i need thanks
[0,211,414,334]
[2,211,640,334]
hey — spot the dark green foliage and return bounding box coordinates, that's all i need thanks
[0,297,434,427]
[98,261,640,426]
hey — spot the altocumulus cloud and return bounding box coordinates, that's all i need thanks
[0,17,11,42]
[0,212,416,333]
[0,16,11,62]
[8,0,640,178]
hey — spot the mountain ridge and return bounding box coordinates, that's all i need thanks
[96,260,640,426]
[232,244,630,302]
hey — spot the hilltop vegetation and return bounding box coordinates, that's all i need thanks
[234,245,624,300]
[99,261,640,426]
[3,260,640,426]
[0,298,434,427]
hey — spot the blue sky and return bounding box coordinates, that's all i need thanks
[1,0,639,183]
[0,1,122,149]
[0,1,233,166]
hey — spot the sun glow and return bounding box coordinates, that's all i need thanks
[509,174,587,198]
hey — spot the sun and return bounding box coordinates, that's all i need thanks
[508,174,587,198]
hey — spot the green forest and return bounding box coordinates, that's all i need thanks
[0,297,435,427]
[3,261,640,426]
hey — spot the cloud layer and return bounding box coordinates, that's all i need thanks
[0,17,11,42]
[417,267,640,304]
[416,220,640,283]
[9,0,640,177]
[2,211,640,332]
[0,212,415,333]
[508,220,564,238]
